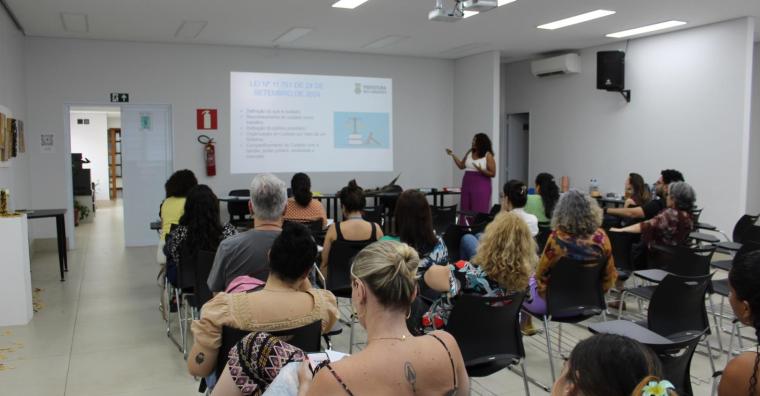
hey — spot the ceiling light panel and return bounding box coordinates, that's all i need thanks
[363,35,408,49]
[497,0,517,5]
[332,0,370,9]
[606,20,687,38]
[463,11,479,18]
[60,12,89,33]
[537,9,615,30]
[175,20,207,39]
[273,28,313,44]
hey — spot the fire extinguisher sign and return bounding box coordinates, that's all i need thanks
[196,109,218,130]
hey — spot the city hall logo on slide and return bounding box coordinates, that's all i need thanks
[354,83,387,95]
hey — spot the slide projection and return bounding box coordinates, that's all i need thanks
[230,72,393,174]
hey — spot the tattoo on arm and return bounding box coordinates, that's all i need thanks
[195,352,206,365]
[404,361,417,393]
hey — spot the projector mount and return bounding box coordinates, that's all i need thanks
[429,0,499,22]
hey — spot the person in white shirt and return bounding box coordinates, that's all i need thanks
[460,180,539,260]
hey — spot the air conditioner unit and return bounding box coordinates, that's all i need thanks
[530,53,581,77]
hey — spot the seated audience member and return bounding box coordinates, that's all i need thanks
[525,172,560,224]
[624,172,652,208]
[422,212,535,330]
[164,185,237,287]
[380,190,448,273]
[720,251,760,396]
[188,222,339,379]
[207,174,286,292]
[158,169,197,263]
[610,181,695,247]
[523,190,617,316]
[555,334,677,396]
[607,169,684,221]
[283,172,328,228]
[460,179,539,260]
[213,241,469,395]
[320,180,383,273]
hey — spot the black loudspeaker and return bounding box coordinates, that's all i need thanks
[597,51,625,91]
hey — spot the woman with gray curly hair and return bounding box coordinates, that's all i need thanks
[522,190,617,319]
[610,181,695,247]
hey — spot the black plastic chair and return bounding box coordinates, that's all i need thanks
[362,206,384,227]
[227,189,251,228]
[446,292,536,394]
[635,244,715,283]
[658,335,702,396]
[325,239,373,352]
[431,204,458,236]
[535,222,551,254]
[691,213,759,248]
[523,256,608,382]
[710,239,760,272]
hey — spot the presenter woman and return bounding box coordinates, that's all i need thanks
[446,133,496,219]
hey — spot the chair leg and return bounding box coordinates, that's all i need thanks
[519,360,531,396]
[557,323,563,357]
[708,297,725,354]
[174,288,185,353]
[727,321,736,363]
[349,313,355,354]
[542,316,556,383]
[618,291,628,319]
[705,337,716,374]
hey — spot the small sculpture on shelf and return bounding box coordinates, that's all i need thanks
[0,189,19,217]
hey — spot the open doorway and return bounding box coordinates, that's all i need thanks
[501,113,530,187]
[69,106,122,225]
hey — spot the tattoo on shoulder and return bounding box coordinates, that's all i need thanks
[404,361,417,392]
[195,352,205,365]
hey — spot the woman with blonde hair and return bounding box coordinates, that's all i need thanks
[422,211,536,330]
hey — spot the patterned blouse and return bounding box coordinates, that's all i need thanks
[283,198,328,228]
[421,260,509,331]
[535,229,617,298]
[640,208,693,247]
[165,223,237,265]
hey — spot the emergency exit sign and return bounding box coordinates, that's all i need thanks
[110,93,130,103]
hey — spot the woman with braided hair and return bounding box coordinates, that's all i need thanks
[720,250,760,395]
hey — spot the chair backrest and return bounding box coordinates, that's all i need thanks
[442,224,468,262]
[647,244,715,277]
[535,222,552,254]
[736,240,760,260]
[325,239,372,298]
[445,292,526,376]
[431,204,458,236]
[284,219,323,236]
[227,189,250,223]
[648,273,713,338]
[742,225,760,245]
[656,334,702,396]
[216,320,322,378]
[732,214,760,243]
[545,256,607,319]
[362,206,384,226]
[177,243,198,290]
[608,232,640,273]
[193,250,216,307]
[690,208,703,229]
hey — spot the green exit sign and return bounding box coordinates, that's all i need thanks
[110,93,129,103]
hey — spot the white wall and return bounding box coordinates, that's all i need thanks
[452,51,500,204]
[25,38,455,241]
[0,10,27,211]
[502,18,755,232]
[70,112,109,201]
[748,42,760,215]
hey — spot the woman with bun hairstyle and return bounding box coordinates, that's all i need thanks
[553,333,677,396]
[284,172,328,228]
[212,241,469,395]
[720,251,760,396]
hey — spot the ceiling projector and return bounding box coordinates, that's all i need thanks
[461,0,498,12]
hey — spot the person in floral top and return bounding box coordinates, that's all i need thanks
[610,181,695,248]
[420,212,535,331]
[523,190,617,317]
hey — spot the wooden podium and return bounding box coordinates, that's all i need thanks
[0,214,33,326]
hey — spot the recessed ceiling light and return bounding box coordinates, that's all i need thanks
[363,35,408,49]
[537,9,615,30]
[463,10,479,18]
[497,0,517,5]
[175,21,207,39]
[332,0,370,9]
[606,20,687,38]
[273,28,313,44]
[60,12,89,33]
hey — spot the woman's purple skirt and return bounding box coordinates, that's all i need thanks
[460,171,492,216]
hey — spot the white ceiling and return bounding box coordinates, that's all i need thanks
[6,0,760,61]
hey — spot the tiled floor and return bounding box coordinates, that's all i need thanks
[0,203,751,395]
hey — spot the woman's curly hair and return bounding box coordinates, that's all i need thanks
[551,190,603,238]
[472,211,536,291]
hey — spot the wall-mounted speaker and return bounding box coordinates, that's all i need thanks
[596,51,625,92]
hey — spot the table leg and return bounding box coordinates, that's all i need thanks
[56,215,66,281]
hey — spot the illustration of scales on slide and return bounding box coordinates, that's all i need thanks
[345,116,381,146]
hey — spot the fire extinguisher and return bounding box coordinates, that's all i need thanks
[198,135,216,176]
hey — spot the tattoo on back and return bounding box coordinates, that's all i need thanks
[195,352,206,365]
[404,361,417,393]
